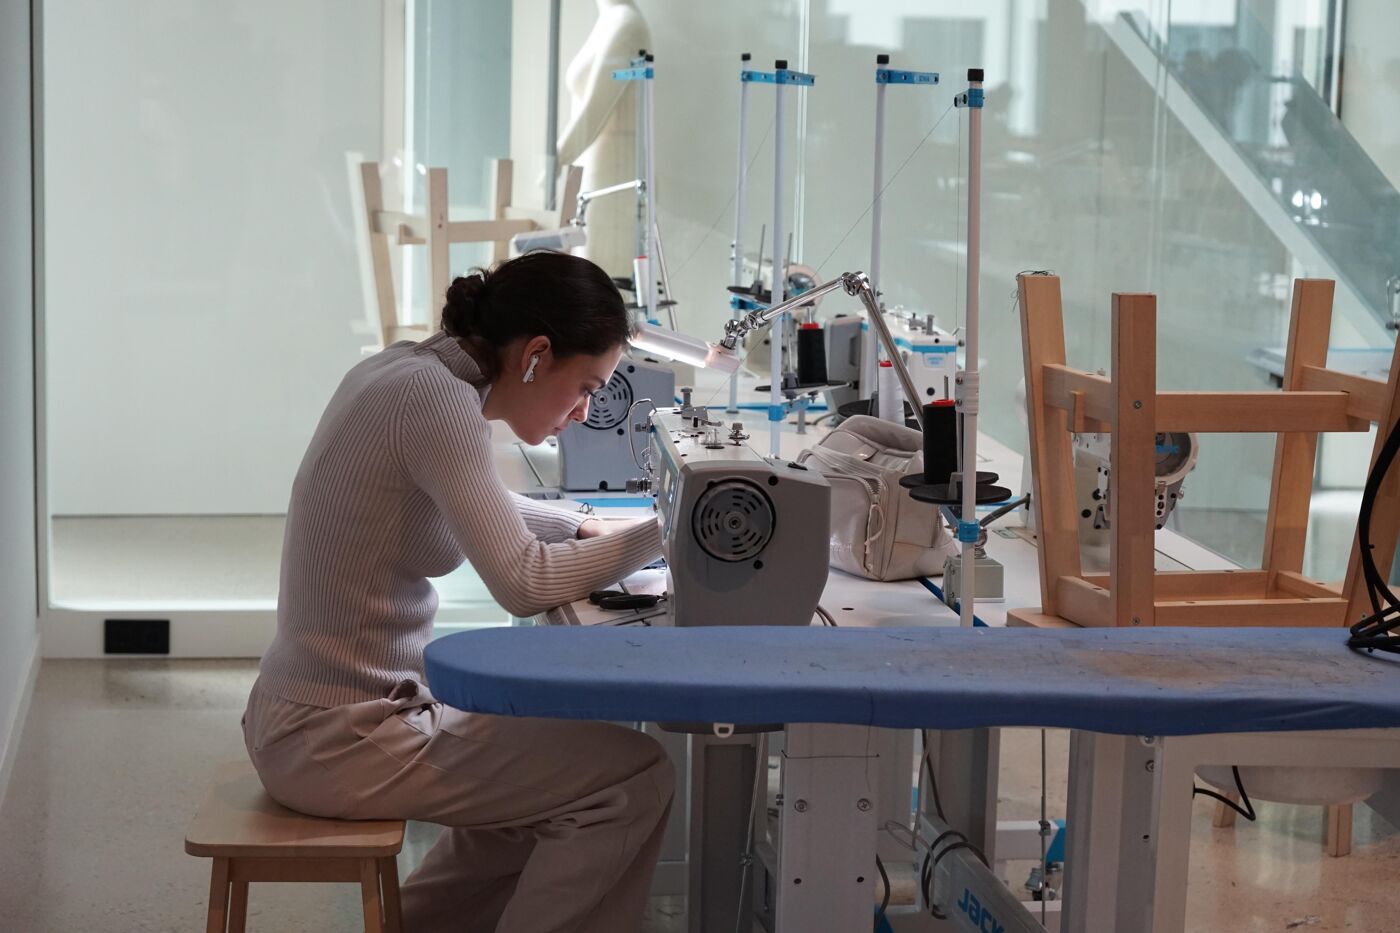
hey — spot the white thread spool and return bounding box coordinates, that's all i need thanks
[877,359,902,423]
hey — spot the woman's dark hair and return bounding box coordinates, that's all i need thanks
[441,250,630,380]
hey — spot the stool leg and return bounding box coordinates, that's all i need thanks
[379,856,403,933]
[359,858,385,933]
[1326,803,1353,857]
[205,858,231,933]
[227,877,249,933]
[1212,793,1239,829]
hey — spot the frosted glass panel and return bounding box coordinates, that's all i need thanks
[44,1,382,517]
[800,0,1371,573]
[43,0,383,609]
[506,1,805,339]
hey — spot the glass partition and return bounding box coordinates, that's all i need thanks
[795,0,1382,577]
[42,1,384,629]
[41,0,1397,648]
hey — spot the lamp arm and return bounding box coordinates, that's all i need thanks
[720,271,925,430]
[575,179,646,227]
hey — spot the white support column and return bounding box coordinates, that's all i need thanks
[769,62,788,457]
[772,724,879,933]
[957,70,984,628]
[1061,732,1131,932]
[729,56,752,415]
[862,65,888,403]
[1142,738,1195,933]
[873,728,915,864]
[643,61,659,326]
[1062,731,1160,933]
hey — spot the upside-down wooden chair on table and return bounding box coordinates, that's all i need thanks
[1010,273,1400,856]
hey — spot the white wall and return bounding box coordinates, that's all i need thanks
[0,0,41,799]
[43,1,383,515]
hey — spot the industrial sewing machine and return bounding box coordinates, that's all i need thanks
[557,355,675,491]
[639,405,831,627]
[888,307,960,403]
[1071,429,1199,570]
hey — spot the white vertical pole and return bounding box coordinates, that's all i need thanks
[544,0,561,211]
[863,57,888,403]
[729,55,751,415]
[959,70,983,628]
[770,61,788,457]
[643,56,659,326]
[634,52,646,259]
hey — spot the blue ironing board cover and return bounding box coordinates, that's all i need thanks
[423,626,1400,736]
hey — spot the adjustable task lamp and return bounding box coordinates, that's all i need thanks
[628,271,923,431]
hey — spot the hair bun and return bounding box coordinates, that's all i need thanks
[442,272,488,337]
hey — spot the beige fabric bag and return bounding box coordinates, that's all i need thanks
[796,415,958,581]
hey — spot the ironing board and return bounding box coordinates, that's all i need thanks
[425,626,1400,932]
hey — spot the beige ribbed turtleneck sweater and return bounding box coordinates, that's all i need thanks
[255,331,661,707]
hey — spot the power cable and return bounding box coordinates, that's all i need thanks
[1192,765,1257,822]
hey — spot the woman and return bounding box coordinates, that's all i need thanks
[243,250,673,933]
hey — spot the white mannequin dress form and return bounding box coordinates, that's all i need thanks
[556,0,651,279]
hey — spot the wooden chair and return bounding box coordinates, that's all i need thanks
[355,159,584,351]
[1010,274,1400,856]
[1010,274,1400,631]
[186,761,405,933]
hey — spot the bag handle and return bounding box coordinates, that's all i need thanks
[804,444,888,481]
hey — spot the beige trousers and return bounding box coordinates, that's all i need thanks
[242,680,675,933]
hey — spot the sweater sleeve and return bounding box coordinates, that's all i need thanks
[397,370,661,616]
[511,491,588,543]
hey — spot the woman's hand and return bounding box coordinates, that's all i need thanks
[577,517,651,539]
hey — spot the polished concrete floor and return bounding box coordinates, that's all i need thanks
[1,659,1398,932]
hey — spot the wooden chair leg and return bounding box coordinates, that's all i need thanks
[1212,794,1239,829]
[360,857,386,933]
[206,857,231,933]
[379,855,404,933]
[1326,803,1353,857]
[227,877,249,933]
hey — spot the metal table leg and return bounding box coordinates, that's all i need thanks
[769,723,880,932]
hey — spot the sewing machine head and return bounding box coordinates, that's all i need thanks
[647,408,830,627]
[557,355,675,491]
[1073,429,1199,569]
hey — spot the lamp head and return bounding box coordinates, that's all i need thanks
[629,322,741,374]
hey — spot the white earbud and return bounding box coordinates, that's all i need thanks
[522,354,540,384]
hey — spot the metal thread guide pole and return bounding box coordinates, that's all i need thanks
[955,68,985,628]
[612,54,658,326]
[765,59,814,456]
[863,55,940,405]
[632,50,647,262]
[544,0,561,210]
[643,54,659,328]
[770,59,788,456]
[728,52,753,414]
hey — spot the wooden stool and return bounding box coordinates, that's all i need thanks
[185,761,405,933]
[1212,795,1355,857]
